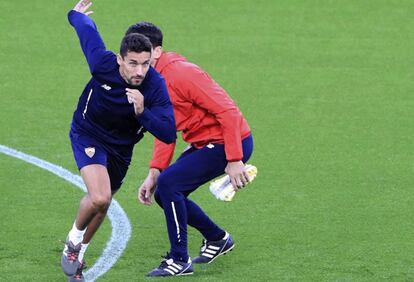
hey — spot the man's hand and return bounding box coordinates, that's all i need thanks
[138,168,161,205]
[73,0,94,16]
[225,161,250,191]
[126,88,145,115]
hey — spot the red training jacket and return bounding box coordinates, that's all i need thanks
[149,52,251,170]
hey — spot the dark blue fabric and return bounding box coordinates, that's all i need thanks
[155,135,253,261]
[67,10,176,146]
[70,129,131,192]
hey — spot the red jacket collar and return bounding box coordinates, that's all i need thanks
[155,51,187,73]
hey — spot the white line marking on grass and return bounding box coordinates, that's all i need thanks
[0,144,131,282]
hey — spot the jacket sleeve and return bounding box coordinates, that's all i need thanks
[177,65,244,161]
[148,84,179,169]
[67,10,113,74]
[149,138,176,170]
[137,78,177,144]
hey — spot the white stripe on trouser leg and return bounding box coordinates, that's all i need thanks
[171,202,181,242]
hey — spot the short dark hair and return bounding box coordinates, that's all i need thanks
[119,33,152,58]
[125,22,163,47]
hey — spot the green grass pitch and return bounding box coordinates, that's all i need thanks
[1,0,414,281]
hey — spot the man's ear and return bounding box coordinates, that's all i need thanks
[153,46,163,60]
[116,53,123,65]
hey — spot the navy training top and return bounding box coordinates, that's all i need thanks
[68,10,176,146]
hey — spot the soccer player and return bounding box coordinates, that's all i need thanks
[128,23,254,277]
[61,1,176,281]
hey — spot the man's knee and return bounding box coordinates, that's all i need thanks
[89,193,111,211]
[156,172,177,199]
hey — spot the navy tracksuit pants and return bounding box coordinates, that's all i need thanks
[154,135,254,262]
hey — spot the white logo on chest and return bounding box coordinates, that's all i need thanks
[101,84,112,91]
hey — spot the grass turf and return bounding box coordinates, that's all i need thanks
[1,0,414,281]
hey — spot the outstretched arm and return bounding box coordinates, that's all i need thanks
[68,0,112,74]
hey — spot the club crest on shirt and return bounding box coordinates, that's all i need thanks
[84,147,95,158]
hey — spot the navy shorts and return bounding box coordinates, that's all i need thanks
[70,129,133,192]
